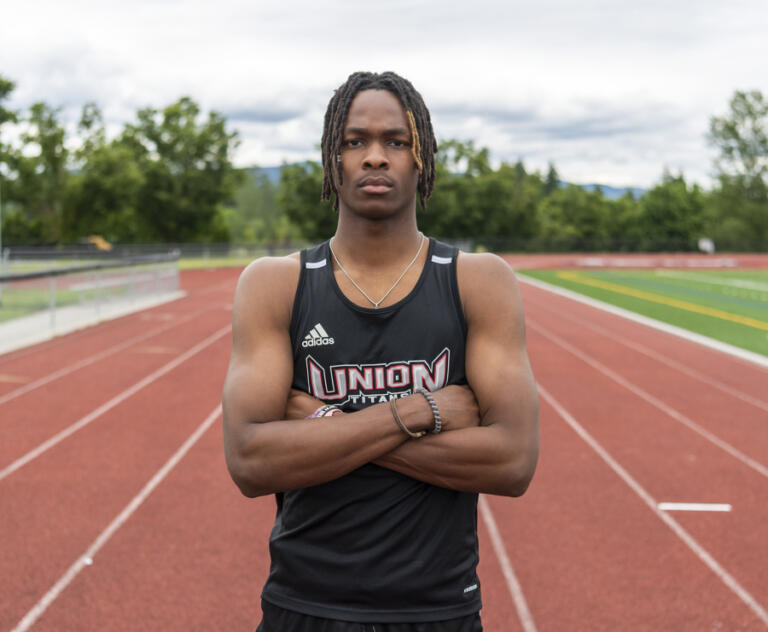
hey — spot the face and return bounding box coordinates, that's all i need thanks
[336,89,420,218]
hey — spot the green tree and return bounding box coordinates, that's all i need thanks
[63,104,145,242]
[0,76,15,126]
[120,96,240,242]
[0,76,16,164]
[543,163,559,196]
[420,140,487,239]
[475,162,541,247]
[77,102,106,156]
[703,180,767,251]
[278,161,336,241]
[418,142,542,248]
[4,102,69,243]
[708,90,768,250]
[513,160,526,183]
[638,172,705,250]
[223,168,301,243]
[603,192,644,251]
[0,75,18,247]
[709,90,768,189]
[536,185,610,251]
[0,209,47,245]
[434,139,493,178]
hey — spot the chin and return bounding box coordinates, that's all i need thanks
[343,195,415,219]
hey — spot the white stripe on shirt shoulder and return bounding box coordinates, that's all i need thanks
[305,259,327,269]
[431,255,453,264]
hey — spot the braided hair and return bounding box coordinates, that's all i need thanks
[321,71,437,211]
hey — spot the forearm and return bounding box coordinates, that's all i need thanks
[373,424,537,496]
[225,395,433,497]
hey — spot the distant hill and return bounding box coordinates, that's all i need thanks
[245,165,647,199]
[245,165,283,183]
[573,183,647,200]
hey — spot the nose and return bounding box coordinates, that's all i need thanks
[363,142,388,169]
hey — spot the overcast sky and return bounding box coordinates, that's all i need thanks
[2,0,767,188]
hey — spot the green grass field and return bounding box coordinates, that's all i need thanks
[0,287,81,322]
[0,256,241,322]
[178,256,253,270]
[0,264,174,323]
[519,268,768,357]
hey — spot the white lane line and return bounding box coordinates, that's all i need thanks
[527,319,768,480]
[517,274,768,369]
[0,309,204,407]
[478,495,537,632]
[11,404,222,632]
[538,384,768,626]
[0,325,230,482]
[658,503,732,512]
[523,295,768,414]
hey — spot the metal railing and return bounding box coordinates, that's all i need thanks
[0,252,180,344]
[3,242,306,260]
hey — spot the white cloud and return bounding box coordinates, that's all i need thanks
[1,0,767,188]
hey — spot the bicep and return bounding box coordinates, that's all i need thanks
[466,322,537,428]
[223,328,293,426]
[222,260,297,459]
[462,256,538,433]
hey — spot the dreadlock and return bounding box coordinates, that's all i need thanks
[321,71,438,212]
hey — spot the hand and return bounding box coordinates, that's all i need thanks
[285,389,326,419]
[431,385,480,431]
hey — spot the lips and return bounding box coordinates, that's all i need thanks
[358,176,393,194]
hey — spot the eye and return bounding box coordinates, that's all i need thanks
[389,139,409,147]
[344,138,363,148]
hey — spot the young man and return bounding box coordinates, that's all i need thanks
[222,71,539,632]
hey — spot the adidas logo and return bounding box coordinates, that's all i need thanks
[302,323,335,348]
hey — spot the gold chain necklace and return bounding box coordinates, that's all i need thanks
[329,234,425,309]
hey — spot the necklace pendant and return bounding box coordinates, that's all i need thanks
[329,233,425,310]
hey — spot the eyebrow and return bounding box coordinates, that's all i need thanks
[344,127,410,136]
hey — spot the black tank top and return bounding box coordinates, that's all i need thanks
[261,238,482,623]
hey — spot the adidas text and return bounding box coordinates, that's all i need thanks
[302,337,335,348]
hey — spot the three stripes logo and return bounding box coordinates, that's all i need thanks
[302,323,335,348]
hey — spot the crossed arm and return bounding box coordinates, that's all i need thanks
[222,252,539,498]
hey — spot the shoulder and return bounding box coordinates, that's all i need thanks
[455,252,522,325]
[233,253,301,329]
[237,252,301,289]
[456,251,519,299]
[456,251,516,284]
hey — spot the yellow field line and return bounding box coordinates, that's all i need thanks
[557,271,768,332]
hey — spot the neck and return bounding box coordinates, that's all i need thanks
[332,209,422,269]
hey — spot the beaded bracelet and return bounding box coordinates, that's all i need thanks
[415,388,442,434]
[306,404,342,419]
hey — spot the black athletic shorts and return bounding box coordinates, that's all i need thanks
[256,600,483,632]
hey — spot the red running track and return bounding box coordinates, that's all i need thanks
[1,267,766,631]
